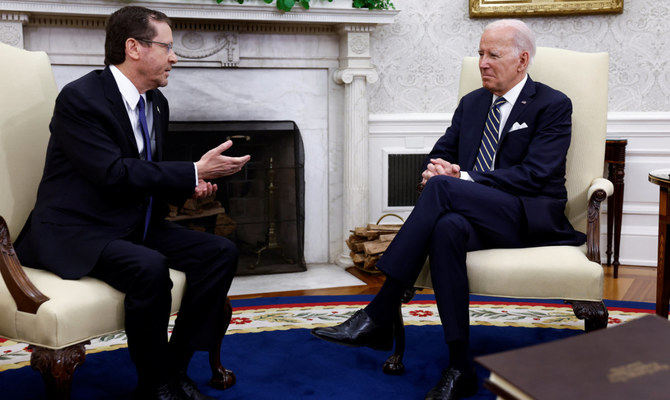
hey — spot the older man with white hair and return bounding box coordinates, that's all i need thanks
[312,19,585,400]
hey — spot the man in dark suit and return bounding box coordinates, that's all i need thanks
[312,19,585,400]
[15,6,250,400]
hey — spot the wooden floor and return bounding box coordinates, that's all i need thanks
[231,264,657,304]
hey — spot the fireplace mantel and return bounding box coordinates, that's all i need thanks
[0,0,397,25]
[0,0,399,267]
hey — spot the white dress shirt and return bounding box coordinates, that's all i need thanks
[109,65,198,185]
[460,74,528,180]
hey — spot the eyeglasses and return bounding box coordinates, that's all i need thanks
[137,39,173,53]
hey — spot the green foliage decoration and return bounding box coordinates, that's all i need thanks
[215,0,395,12]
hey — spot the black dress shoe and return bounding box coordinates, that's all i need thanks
[134,383,185,400]
[173,373,216,400]
[310,309,393,351]
[424,367,478,400]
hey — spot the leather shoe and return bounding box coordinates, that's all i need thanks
[173,373,216,400]
[310,309,393,351]
[424,367,478,400]
[134,383,185,400]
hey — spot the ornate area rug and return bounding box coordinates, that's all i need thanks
[0,295,654,399]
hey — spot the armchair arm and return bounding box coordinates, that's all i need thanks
[586,178,614,263]
[0,216,49,314]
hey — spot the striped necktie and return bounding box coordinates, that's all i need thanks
[474,96,506,172]
[137,96,153,240]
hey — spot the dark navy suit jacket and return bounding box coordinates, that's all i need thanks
[16,67,196,279]
[425,76,585,246]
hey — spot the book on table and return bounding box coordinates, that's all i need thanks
[475,314,670,400]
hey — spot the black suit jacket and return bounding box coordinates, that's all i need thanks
[425,76,585,246]
[16,67,195,279]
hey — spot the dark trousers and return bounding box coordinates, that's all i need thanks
[377,176,525,342]
[90,220,237,386]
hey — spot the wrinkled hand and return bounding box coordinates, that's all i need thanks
[195,140,251,180]
[193,179,217,199]
[421,158,461,185]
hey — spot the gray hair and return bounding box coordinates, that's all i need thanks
[484,19,536,64]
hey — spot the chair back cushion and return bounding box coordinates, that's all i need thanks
[0,43,57,241]
[458,47,609,233]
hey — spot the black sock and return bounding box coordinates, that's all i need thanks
[448,340,471,373]
[364,274,407,326]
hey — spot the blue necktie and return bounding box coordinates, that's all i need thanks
[474,97,506,172]
[137,96,153,240]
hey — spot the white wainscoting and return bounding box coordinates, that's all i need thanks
[369,112,670,267]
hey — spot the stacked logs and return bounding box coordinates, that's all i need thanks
[346,222,402,273]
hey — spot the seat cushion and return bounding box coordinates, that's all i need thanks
[0,266,186,349]
[416,244,603,302]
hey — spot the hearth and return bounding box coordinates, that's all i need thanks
[165,120,305,276]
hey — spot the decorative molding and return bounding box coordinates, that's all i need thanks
[1,13,28,22]
[333,68,378,84]
[0,22,22,47]
[0,13,26,47]
[0,1,399,25]
[173,30,239,66]
[29,15,105,28]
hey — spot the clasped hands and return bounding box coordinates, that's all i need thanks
[420,158,461,186]
[193,140,251,199]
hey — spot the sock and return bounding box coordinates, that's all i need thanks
[364,274,407,326]
[448,340,471,373]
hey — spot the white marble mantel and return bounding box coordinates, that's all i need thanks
[0,0,396,24]
[0,0,399,267]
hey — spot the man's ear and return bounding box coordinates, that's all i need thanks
[125,38,142,61]
[518,50,530,72]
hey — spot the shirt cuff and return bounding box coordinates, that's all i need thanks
[193,163,199,186]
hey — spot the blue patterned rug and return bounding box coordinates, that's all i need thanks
[0,295,654,399]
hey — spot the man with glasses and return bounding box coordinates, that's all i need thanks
[15,6,249,400]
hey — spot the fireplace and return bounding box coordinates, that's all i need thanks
[2,1,398,267]
[165,120,305,275]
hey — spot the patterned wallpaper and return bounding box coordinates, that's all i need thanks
[369,0,669,113]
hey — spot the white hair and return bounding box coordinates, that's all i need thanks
[484,19,536,63]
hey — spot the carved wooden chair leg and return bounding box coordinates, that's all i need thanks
[383,305,406,375]
[30,342,88,400]
[208,297,236,390]
[567,300,609,332]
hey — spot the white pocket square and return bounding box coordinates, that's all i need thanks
[510,122,528,132]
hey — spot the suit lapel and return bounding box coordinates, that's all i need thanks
[500,77,536,143]
[101,67,141,158]
[464,90,495,168]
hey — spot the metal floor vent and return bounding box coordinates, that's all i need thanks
[387,153,427,207]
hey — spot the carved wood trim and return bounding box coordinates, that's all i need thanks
[567,300,609,332]
[208,298,236,390]
[586,188,608,263]
[0,216,49,314]
[30,342,88,400]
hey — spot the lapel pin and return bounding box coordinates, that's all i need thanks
[157,106,160,113]
[521,101,527,105]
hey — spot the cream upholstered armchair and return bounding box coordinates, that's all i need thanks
[382,47,613,375]
[0,43,234,398]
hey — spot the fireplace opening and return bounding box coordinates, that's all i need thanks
[165,120,305,276]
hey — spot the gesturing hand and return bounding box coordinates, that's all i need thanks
[195,140,251,180]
